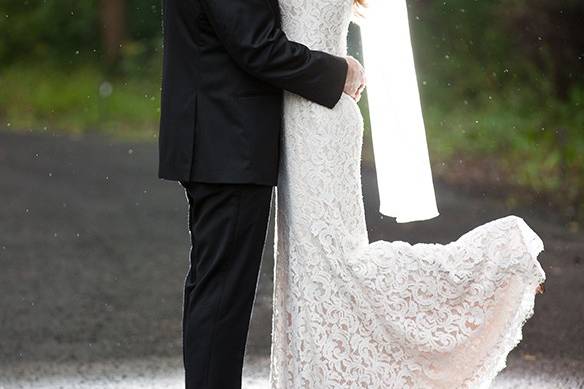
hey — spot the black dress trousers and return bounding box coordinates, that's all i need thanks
[179,181,273,389]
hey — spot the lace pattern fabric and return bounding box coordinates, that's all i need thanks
[270,0,546,387]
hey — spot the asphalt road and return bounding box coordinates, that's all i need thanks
[0,130,582,388]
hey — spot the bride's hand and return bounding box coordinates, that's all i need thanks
[536,282,545,294]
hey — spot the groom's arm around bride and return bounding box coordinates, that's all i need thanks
[158,0,365,185]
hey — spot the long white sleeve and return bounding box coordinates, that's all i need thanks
[359,0,439,223]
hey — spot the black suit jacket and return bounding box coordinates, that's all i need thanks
[158,0,348,185]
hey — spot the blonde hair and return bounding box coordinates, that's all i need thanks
[353,0,367,20]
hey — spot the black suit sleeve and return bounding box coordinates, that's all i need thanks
[199,0,348,109]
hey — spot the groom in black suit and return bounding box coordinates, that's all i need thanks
[158,0,365,388]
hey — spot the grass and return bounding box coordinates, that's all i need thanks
[0,62,161,142]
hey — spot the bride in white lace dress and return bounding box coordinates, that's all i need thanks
[269,0,546,388]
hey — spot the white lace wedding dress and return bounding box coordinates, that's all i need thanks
[269,0,546,388]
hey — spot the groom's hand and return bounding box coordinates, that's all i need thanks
[344,56,366,102]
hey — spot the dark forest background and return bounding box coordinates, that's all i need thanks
[1,0,583,222]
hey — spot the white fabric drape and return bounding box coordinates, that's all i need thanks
[359,0,439,223]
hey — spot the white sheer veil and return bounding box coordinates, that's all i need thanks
[355,0,439,223]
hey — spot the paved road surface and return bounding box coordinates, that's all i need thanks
[0,131,582,388]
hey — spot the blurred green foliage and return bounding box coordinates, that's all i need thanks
[0,0,582,218]
[0,1,98,64]
[408,0,584,218]
[0,0,161,67]
[0,0,162,139]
